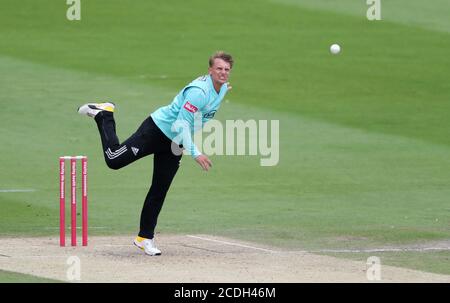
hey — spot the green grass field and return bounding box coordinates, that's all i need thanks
[0,270,61,283]
[1,0,449,280]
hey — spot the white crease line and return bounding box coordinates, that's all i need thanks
[187,235,280,253]
[315,247,450,253]
[0,189,36,193]
[186,236,450,254]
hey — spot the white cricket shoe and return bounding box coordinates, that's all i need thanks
[77,102,115,118]
[134,236,161,256]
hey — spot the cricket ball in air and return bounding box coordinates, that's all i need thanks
[330,44,341,55]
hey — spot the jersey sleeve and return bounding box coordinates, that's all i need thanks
[172,87,207,158]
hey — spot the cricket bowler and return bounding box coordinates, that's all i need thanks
[77,51,233,255]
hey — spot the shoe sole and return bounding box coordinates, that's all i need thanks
[77,103,115,115]
[76,105,99,117]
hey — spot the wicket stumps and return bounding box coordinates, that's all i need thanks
[59,156,88,247]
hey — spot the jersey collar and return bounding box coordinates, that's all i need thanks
[207,75,219,96]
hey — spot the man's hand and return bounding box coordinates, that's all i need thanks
[226,82,232,91]
[195,154,212,171]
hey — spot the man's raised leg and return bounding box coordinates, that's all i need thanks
[78,102,154,170]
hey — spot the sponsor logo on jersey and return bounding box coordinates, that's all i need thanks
[183,101,198,113]
[203,110,217,119]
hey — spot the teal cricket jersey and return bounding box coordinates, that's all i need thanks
[150,75,228,158]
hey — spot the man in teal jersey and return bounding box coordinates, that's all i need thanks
[77,51,233,255]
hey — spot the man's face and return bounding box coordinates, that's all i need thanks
[208,58,231,86]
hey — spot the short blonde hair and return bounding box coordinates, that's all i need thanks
[209,51,234,69]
